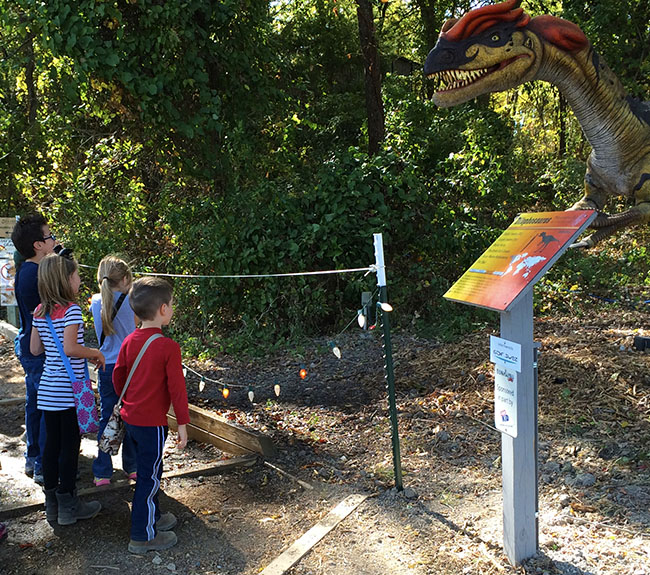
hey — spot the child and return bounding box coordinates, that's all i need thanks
[113,276,189,554]
[11,214,58,484]
[90,256,137,486]
[30,252,105,525]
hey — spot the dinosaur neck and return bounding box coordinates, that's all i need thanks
[535,43,645,163]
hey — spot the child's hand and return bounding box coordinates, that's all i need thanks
[176,424,188,450]
[90,349,106,371]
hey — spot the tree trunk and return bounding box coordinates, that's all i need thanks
[558,91,567,158]
[415,0,440,53]
[24,31,38,125]
[355,0,384,156]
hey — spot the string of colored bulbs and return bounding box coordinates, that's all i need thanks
[181,292,393,403]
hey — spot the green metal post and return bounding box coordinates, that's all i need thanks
[374,233,403,491]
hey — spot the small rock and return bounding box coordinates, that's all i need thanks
[575,473,596,487]
[166,563,176,572]
[152,555,163,565]
[561,461,574,473]
[558,494,571,508]
[436,430,450,442]
[543,461,561,474]
[477,373,486,383]
[403,487,418,499]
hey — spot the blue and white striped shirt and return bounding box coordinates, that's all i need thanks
[33,303,85,411]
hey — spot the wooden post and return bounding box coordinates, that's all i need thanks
[500,289,538,564]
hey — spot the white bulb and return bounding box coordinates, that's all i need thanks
[199,379,205,392]
[379,302,393,312]
[357,313,366,328]
[248,390,255,402]
[332,346,341,359]
[274,383,281,397]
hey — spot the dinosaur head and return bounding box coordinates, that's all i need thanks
[424,0,539,107]
[424,0,590,107]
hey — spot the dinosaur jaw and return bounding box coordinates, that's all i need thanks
[428,54,532,107]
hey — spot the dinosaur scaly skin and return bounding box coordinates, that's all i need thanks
[424,0,650,247]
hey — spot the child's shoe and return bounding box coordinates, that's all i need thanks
[128,531,177,554]
[55,491,101,525]
[127,472,137,481]
[156,512,177,531]
[93,477,111,487]
[43,488,58,523]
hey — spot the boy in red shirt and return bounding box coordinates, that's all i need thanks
[113,277,190,554]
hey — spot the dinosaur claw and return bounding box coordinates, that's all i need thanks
[569,235,595,249]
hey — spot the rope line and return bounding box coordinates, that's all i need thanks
[79,262,375,279]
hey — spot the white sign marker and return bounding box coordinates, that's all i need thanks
[490,335,522,372]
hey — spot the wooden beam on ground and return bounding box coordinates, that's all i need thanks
[167,414,253,456]
[259,494,370,575]
[0,455,256,520]
[168,403,276,458]
[0,398,23,406]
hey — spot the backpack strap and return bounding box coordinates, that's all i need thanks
[117,333,163,404]
[44,314,90,384]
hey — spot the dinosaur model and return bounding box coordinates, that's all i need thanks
[423,0,650,247]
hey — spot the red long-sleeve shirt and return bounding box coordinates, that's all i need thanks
[113,327,190,427]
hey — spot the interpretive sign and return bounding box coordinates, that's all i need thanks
[444,211,596,312]
[0,218,17,306]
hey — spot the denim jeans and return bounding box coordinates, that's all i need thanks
[125,423,167,541]
[92,364,137,479]
[16,339,46,475]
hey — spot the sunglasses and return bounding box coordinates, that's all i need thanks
[53,245,74,260]
[41,234,56,242]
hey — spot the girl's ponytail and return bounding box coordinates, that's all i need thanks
[97,256,132,337]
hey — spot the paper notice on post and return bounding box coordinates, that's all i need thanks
[494,365,517,438]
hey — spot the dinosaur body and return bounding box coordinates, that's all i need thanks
[424,0,650,247]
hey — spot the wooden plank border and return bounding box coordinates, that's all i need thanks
[259,494,370,575]
[0,455,256,519]
[168,403,276,458]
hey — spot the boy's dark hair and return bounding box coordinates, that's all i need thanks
[11,214,48,259]
[129,276,173,321]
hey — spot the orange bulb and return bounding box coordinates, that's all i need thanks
[299,368,307,379]
[222,386,230,399]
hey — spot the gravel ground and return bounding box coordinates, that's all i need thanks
[1,306,649,575]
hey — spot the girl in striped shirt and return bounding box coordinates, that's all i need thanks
[30,252,105,526]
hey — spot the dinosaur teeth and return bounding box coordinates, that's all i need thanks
[430,67,490,91]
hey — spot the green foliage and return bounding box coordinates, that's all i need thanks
[2,0,649,355]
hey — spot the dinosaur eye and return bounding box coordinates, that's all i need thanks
[491,33,500,42]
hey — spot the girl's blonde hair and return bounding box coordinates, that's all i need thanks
[97,255,132,337]
[34,253,78,318]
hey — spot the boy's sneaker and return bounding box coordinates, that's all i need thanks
[33,472,44,485]
[128,531,177,554]
[127,472,137,481]
[93,477,111,487]
[24,465,34,478]
[156,513,177,532]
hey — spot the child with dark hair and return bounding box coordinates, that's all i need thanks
[11,214,58,484]
[113,276,189,553]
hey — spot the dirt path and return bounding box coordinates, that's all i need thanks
[1,307,649,575]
